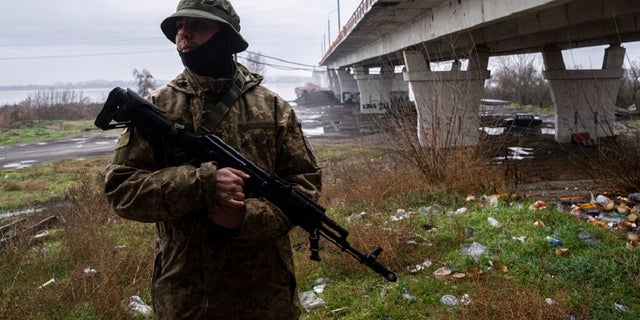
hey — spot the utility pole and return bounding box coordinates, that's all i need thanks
[337,0,341,31]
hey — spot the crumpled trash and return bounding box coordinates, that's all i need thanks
[299,291,326,311]
[461,242,488,260]
[455,207,469,215]
[407,260,432,273]
[529,200,547,210]
[417,204,444,215]
[402,287,416,301]
[576,229,599,245]
[512,236,526,243]
[391,209,411,221]
[441,295,459,306]
[347,212,366,222]
[83,267,98,278]
[128,295,152,317]
[487,217,501,227]
[480,195,499,208]
[313,277,327,294]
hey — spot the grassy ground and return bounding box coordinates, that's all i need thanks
[0,120,96,145]
[0,130,639,319]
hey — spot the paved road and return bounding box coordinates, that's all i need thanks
[0,104,358,170]
[0,132,120,170]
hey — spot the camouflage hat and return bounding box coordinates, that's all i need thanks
[161,0,249,53]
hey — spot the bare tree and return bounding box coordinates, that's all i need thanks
[133,68,156,97]
[618,59,640,108]
[487,53,550,107]
[242,51,267,75]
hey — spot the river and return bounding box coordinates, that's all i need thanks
[0,82,301,106]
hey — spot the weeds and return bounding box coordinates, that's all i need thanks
[1,118,640,319]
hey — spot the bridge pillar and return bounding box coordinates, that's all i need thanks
[353,65,395,113]
[336,69,360,103]
[403,50,490,148]
[326,69,341,100]
[542,44,625,143]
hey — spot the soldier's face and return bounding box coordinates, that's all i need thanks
[175,18,221,53]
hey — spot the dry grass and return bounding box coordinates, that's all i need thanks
[0,172,154,319]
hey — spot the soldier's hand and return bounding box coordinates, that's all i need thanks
[208,167,250,229]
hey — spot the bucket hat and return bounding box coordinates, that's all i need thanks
[161,0,249,53]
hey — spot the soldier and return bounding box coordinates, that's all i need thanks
[104,0,322,319]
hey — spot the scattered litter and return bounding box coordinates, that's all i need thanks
[401,287,416,301]
[83,267,98,278]
[452,272,466,279]
[417,204,444,215]
[37,278,56,289]
[461,242,488,260]
[299,291,326,311]
[555,247,570,255]
[313,277,327,294]
[391,209,411,221]
[432,267,452,279]
[331,307,348,316]
[480,195,499,208]
[529,200,547,210]
[127,295,152,317]
[487,217,501,227]
[455,207,469,215]
[347,212,366,222]
[533,219,546,227]
[460,294,471,306]
[440,295,459,306]
[594,194,610,205]
[466,267,483,278]
[407,260,432,273]
[545,236,564,248]
[576,229,599,245]
[490,262,509,273]
[465,227,476,238]
[545,298,555,305]
[512,236,526,243]
[614,302,629,312]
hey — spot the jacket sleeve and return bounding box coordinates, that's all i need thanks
[104,127,218,222]
[233,99,322,240]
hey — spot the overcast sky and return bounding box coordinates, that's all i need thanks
[1,0,639,87]
[1,0,361,86]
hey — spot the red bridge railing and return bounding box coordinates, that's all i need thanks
[320,0,376,64]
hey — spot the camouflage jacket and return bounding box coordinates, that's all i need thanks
[104,65,321,320]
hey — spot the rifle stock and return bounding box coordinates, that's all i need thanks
[96,87,398,282]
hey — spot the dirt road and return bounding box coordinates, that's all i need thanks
[0,132,120,169]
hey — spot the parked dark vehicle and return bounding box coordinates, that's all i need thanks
[502,113,542,127]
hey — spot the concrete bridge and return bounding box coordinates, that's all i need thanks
[317,0,640,147]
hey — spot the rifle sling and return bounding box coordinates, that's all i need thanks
[199,68,246,133]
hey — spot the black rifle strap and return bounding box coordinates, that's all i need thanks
[199,67,246,133]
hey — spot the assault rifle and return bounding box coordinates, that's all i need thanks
[95,87,398,282]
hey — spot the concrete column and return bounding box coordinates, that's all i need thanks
[335,69,359,103]
[543,44,625,143]
[326,69,341,100]
[353,65,394,114]
[402,49,490,148]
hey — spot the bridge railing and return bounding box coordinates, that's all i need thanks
[321,0,376,64]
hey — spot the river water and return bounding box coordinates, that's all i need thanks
[0,82,300,106]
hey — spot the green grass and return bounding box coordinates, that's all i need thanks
[0,158,108,211]
[1,135,639,319]
[0,120,97,145]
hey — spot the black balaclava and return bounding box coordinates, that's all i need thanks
[178,25,235,79]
